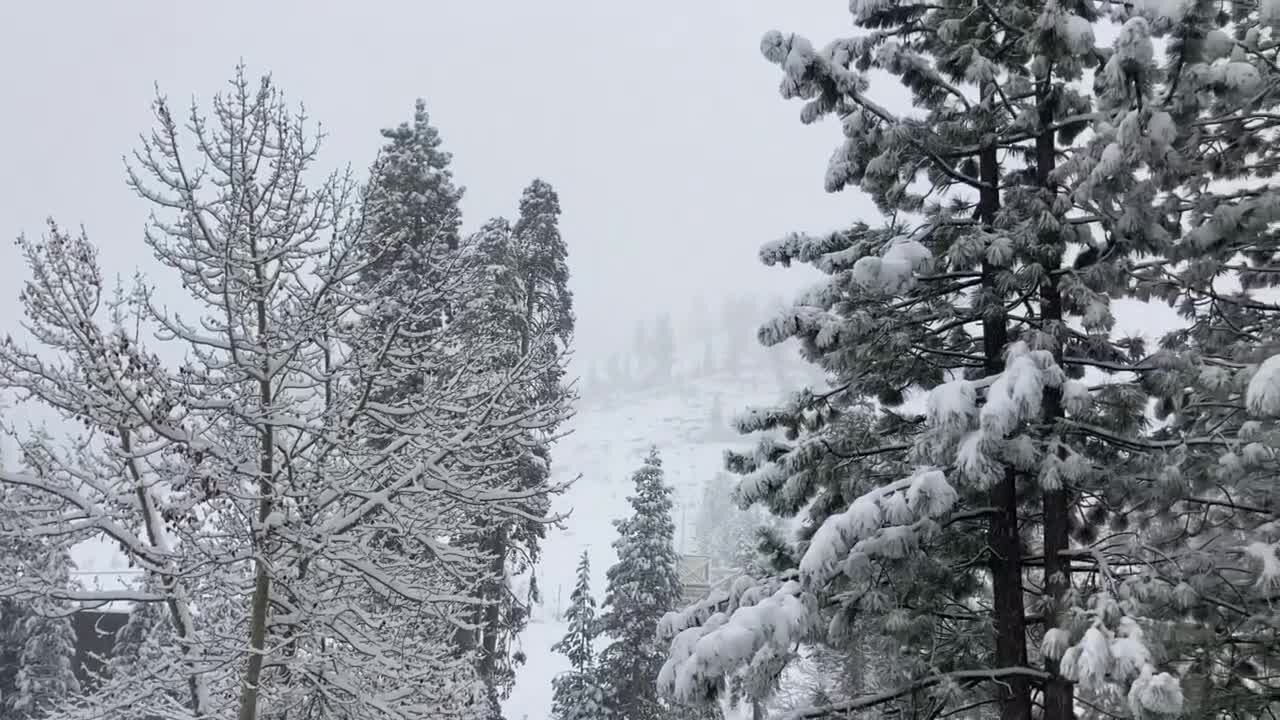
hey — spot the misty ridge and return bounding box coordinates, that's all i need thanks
[2,2,1280,720]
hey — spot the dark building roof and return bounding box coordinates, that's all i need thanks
[72,610,129,690]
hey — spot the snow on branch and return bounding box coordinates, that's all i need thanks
[781,667,1050,720]
[850,236,932,294]
[658,577,819,705]
[1245,354,1280,417]
[1044,593,1184,718]
[799,468,956,590]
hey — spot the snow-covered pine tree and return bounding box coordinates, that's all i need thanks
[1102,3,1280,715]
[0,608,79,720]
[459,217,528,380]
[513,179,574,362]
[103,585,186,719]
[11,593,80,719]
[355,100,488,708]
[364,98,464,262]
[459,179,577,706]
[599,449,683,720]
[0,478,29,714]
[357,98,467,434]
[551,551,605,720]
[658,3,1205,720]
[0,482,80,720]
[358,97,467,411]
[446,202,575,712]
[0,67,567,720]
[354,102,563,720]
[449,216,550,715]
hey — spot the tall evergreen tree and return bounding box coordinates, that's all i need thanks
[449,217,545,717]
[355,107,571,720]
[357,102,504,719]
[655,3,1244,720]
[462,179,576,709]
[513,179,574,358]
[551,552,605,720]
[357,98,468,421]
[10,594,80,720]
[365,98,464,265]
[510,179,576,613]
[599,449,683,720]
[1114,3,1280,716]
[104,588,185,718]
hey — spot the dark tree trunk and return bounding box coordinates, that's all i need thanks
[1037,81,1075,720]
[479,526,508,682]
[978,131,1033,720]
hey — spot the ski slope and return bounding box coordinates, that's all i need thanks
[503,370,789,720]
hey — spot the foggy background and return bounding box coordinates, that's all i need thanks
[0,0,873,370]
[0,1,1176,462]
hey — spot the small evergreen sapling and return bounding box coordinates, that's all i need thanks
[599,449,683,720]
[551,551,605,720]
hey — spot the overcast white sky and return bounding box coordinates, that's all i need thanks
[0,0,885,367]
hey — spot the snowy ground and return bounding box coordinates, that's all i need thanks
[503,372,783,720]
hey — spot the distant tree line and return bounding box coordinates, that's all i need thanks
[584,294,822,402]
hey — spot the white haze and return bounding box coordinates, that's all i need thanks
[0,0,870,372]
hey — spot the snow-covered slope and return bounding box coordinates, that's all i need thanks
[503,370,791,720]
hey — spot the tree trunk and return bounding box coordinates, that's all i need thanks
[455,618,478,654]
[1037,82,1075,720]
[120,428,208,717]
[978,133,1032,720]
[480,526,508,683]
[239,246,275,720]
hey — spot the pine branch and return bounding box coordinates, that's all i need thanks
[784,667,1051,720]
